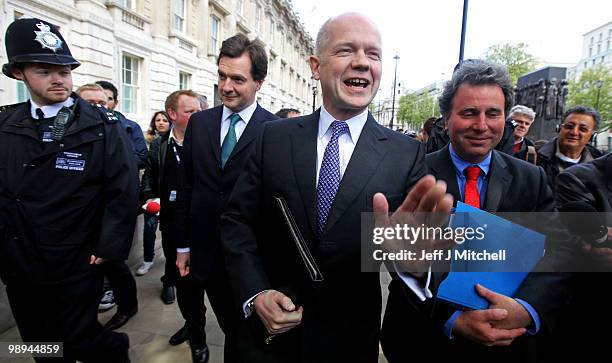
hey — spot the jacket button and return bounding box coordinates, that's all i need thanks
[15,198,20,202]
[98,133,103,136]
[22,163,27,167]
[59,143,64,148]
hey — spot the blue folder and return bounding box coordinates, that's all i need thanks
[436,202,545,310]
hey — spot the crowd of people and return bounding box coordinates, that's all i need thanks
[0,12,610,363]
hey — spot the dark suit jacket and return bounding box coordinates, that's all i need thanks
[175,104,277,281]
[549,153,612,361]
[221,110,426,363]
[382,145,573,363]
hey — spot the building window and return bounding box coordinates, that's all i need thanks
[16,81,29,103]
[608,40,610,50]
[584,61,587,68]
[269,19,274,42]
[118,0,133,9]
[592,59,596,66]
[589,47,592,57]
[173,0,185,32]
[597,44,601,54]
[236,0,244,15]
[256,5,262,32]
[209,15,220,54]
[179,71,191,90]
[122,54,140,113]
[599,33,603,41]
[590,36,594,45]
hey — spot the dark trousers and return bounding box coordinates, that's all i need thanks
[142,213,158,262]
[101,260,138,314]
[160,228,179,286]
[176,266,240,363]
[6,272,130,363]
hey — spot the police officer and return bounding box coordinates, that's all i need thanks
[0,18,137,362]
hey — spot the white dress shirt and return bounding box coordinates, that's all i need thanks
[315,106,368,185]
[30,97,74,119]
[220,101,257,145]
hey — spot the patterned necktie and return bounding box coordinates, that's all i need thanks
[221,113,241,169]
[316,120,350,236]
[464,166,482,209]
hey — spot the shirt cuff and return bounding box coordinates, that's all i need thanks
[243,290,270,318]
[443,311,462,339]
[395,264,433,302]
[176,247,190,253]
[515,298,540,335]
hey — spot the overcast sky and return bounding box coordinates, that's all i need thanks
[291,0,611,99]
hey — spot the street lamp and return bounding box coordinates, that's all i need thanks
[390,53,400,130]
[311,75,318,113]
[594,79,603,111]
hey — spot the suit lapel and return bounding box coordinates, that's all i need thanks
[228,105,267,162]
[292,111,319,237]
[428,146,462,204]
[206,106,222,166]
[324,114,388,234]
[483,151,512,212]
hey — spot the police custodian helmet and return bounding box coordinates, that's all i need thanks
[2,17,80,79]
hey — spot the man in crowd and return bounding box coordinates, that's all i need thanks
[553,152,612,360]
[275,108,301,118]
[220,13,451,363]
[141,90,202,350]
[381,59,572,362]
[76,83,108,107]
[91,79,142,331]
[508,105,536,162]
[537,105,603,193]
[174,34,277,363]
[0,17,137,362]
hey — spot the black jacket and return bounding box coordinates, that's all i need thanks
[175,104,278,281]
[140,132,169,203]
[536,137,604,194]
[0,96,138,285]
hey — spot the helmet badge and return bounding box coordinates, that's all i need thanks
[33,22,63,52]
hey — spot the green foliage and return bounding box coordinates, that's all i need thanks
[567,65,612,130]
[484,42,538,85]
[397,91,440,129]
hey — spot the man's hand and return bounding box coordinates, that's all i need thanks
[254,290,303,335]
[581,227,612,267]
[453,309,527,346]
[89,255,106,265]
[176,252,190,276]
[373,175,454,273]
[476,284,532,330]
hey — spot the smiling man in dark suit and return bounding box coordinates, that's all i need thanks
[220,12,452,363]
[174,34,278,363]
[381,59,573,363]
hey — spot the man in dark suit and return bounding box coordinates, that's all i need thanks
[174,34,278,363]
[381,59,573,363]
[220,13,452,363]
[550,154,612,361]
[140,90,201,345]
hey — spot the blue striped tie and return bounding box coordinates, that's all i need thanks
[316,120,350,236]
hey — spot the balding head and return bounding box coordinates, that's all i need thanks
[315,12,381,57]
[309,12,382,120]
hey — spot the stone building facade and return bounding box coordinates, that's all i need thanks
[0,0,319,128]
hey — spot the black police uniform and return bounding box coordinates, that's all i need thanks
[0,95,138,362]
[1,17,138,363]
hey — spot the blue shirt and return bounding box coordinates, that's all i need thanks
[443,145,541,339]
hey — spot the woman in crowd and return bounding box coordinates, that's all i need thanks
[137,111,171,275]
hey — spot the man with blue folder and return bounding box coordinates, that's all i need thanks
[381,59,572,362]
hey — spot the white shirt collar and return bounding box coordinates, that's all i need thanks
[30,97,74,119]
[318,105,368,143]
[221,101,258,124]
[169,127,183,146]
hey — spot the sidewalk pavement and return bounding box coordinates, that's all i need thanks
[0,254,391,362]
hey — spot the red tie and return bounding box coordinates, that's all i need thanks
[513,141,521,153]
[464,166,481,209]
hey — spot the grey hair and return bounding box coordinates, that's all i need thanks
[439,59,514,120]
[509,105,536,121]
[315,17,334,56]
